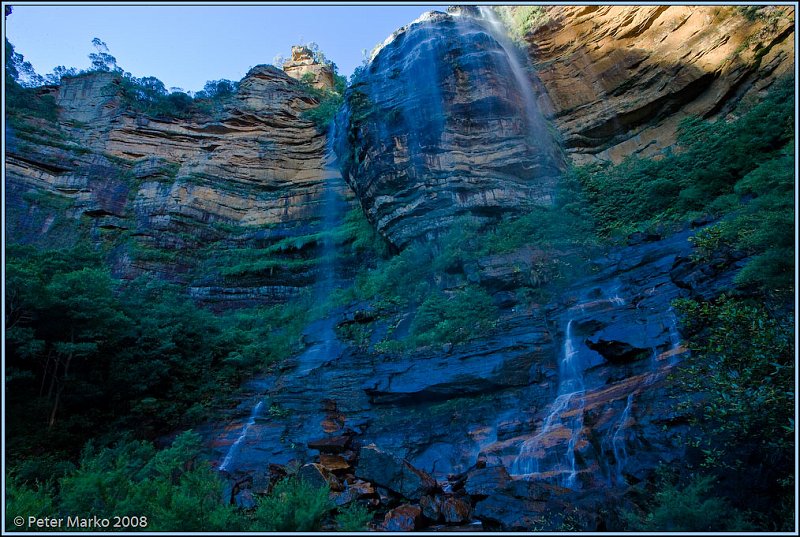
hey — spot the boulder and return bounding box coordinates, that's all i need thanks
[419,494,443,521]
[355,445,437,500]
[319,453,351,473]
[308,434,352,453]
[297,463,343,492]
[381,504,423,531]
[441,497,471,524]
[463,465,511,497]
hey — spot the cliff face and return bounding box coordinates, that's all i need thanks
[336,10,564,249]
[527,5,794,164]
[6,66,353,306]
[335,5,794,248]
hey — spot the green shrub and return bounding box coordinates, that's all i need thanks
[336,502,373,531]
[624,473,751,531]
[410,286,498,347]
[251,477,332,531]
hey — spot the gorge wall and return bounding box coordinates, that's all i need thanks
[527,4,794,164]
[337,5,794,247]
[7,64,355,307]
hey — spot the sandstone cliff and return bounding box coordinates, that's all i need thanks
[6,65,352,306]
[527,5,794,164]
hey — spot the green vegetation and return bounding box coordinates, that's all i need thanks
[576,76,794,294]
[624,471,751,531]
[300,68,348,131]
[251,477,331,531]
[624,294,794,531]
[6,243,309,464]
[496,6,550,43]
[6,437,372,533]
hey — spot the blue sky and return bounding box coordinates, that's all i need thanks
[5,3,444,92]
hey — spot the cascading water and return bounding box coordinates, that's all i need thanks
[665,307,683,365]
[216,125,348,473]
[512,320,586,488]
[218,400,264,473]
[474,6,555,149]
[610,393,634,485]
[295,124,346,377]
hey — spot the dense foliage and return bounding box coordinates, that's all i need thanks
[6,244,308,468]
[576,76,794,294]
[624,295,794,531]
[6,433,372,532]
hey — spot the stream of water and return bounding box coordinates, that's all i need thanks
[216,125,346,472]
[218,401,263,473]
[512,320,586,487]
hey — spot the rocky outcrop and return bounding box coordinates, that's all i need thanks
[526,5,795,164]
[206,219,747,531]
[283,45,335,90]
[6,66,354,306]
[336,10,564,248]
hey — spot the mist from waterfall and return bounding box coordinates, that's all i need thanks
[475,6,556,151]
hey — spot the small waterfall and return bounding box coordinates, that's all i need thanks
[513,320,586,488]
[607,293,626,306]
[317,122,344,301]
[218,400,264,473]
[611,393,634,485]
[666,307,682,365]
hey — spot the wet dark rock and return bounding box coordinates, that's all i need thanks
[356,445,437,500]
[234,489,256,510]
[463,465,511,497]
[419,494,443,521]
[585,338,650,364]
[473,492,547,530]
[492,291,519,309]
[307,434,352,453]
[441,497,471,523]
[297,463,343,492]
[626,231,661,245]
[382,504,423,531]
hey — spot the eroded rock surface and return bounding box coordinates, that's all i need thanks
[336,10,564,248]
[527,5,795,164]
[6,66,354,306]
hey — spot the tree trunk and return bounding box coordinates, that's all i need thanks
[48,330,74,430]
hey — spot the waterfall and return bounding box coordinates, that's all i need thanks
[611,394,634,485]
[512,320,586,488]
[475,6,554,147]
[318,122,343,300]
[666,307,683,365]
[295,123,347,377]
[218,400,264,473]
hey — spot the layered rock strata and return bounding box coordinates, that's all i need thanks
[526,5,795,164]
[6,66,352,306]
[336,11,564,248]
